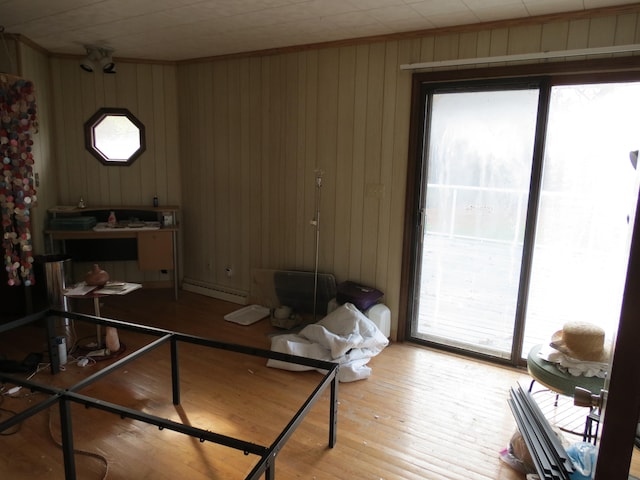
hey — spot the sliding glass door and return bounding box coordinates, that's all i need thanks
[522,82,640,356]
[411,84,540,358]
[409,78,640,362]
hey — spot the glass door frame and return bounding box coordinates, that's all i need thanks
[403,75,551,365]
[410,78,551,362]
[398,56,640,480]
[399,57,640,368]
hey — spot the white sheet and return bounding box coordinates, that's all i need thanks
[266,302,389,382]
[537,343,609,378]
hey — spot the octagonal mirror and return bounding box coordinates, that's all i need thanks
[84,107,146,165]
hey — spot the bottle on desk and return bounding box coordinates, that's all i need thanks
[108,211,117,226]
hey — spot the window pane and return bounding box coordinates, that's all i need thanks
[84,107,145,165]
[94,115,142,161]
[414,88,539,358]
[523,82,640,355]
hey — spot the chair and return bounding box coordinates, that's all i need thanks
[527,344,605,443]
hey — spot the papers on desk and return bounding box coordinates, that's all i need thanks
[64,282,143,296]
[65,283,97,296]
[93,221,160,232]
[96,282,142,295]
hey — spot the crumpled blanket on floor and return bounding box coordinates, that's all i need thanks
[267,302,389,382]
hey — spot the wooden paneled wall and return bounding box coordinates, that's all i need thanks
[10,7,639,338]
[48,60,181,209]
[177,9,640,338]
[45,59,180,283]
[17,42,56,255]
[177,44,412,312]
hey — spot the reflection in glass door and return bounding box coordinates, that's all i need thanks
[522,83,640,356]
[409,80,640,362]
[412,87,541,359]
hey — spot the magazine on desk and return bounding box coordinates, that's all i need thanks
[65,282,142,296]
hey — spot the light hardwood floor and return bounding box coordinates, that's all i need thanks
[0,289,596,479]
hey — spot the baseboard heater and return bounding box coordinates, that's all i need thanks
[508,383,575,480]
[182,278,248,305]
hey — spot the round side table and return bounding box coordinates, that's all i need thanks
[527,344,605,397]
[64,289,126,360]
[527,343,606,442]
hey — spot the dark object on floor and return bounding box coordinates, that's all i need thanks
[336,281,383,311]
[274,271,336,315]
[0,352,42,373]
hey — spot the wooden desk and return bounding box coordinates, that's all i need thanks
[46,206,179,299]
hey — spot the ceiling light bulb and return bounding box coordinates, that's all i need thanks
[80,46,116,73]
[80,46,101,72]
[99,48,116,73]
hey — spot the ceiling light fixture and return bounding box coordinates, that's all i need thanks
[80,45,116,74]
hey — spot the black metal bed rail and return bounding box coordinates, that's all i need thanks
[0,308,49,332]
[67,391,270,455]
[0,308,340,480]
[54,307,342,371]
[246,362,339,480]
[70,334,172,392]
[0,392,60,431]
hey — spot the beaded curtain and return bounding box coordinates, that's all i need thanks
[0,74,38,286]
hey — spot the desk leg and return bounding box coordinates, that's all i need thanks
[172,230,178,300]
[93,296,121,353]
[94,297,102,348]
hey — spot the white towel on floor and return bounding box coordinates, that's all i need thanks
[267,302,389,382]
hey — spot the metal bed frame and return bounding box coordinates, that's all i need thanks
[0,309,339,480]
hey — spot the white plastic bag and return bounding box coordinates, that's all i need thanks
[566,442,598,480]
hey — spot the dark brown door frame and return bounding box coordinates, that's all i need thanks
[596,185,640,479]
[399,56,640,479]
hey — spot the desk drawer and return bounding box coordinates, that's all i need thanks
[137,231,174,270]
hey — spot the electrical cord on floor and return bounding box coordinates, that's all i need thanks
[1,360,108,478]
[0,395,21,436]
[0,363,49,435]
[1,362,50,397]
[48,407,109,480]
[72,333,105,354]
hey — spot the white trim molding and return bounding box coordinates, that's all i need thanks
[400,44,640,71]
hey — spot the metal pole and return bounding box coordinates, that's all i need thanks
[171,336,180,405]
[311,169,323,322]
[59,398,77,480]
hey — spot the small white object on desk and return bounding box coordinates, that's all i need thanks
[93,221,161,232]
[96,282,142,295]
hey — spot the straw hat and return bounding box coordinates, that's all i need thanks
[550,321,609,362]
